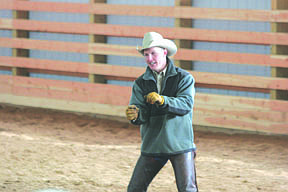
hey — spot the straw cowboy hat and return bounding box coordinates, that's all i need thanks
[137,32,177,57]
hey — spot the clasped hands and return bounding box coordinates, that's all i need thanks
[144,92,164,105]
[126,92,164,121]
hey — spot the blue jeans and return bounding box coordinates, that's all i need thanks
[127,151,198,192]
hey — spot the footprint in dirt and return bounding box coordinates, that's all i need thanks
[33,189,69,192]
[0,128,7,132]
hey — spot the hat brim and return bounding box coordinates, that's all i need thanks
[137,39,177,57]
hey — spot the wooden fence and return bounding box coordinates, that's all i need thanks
[0,0,288,135]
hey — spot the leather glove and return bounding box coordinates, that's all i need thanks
[125,105,139,121]
[145,92,164,105]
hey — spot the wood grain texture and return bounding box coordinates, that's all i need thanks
[1,19,288,46]
[1,1,288,22]
[1,56,288,91]
[0,37,288,68]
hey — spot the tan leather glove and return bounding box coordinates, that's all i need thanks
[145,92,164,105]
[125,105,139,121]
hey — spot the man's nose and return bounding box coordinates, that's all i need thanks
[146,54,153,61]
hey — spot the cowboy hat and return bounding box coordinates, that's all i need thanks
[137,32,177,57]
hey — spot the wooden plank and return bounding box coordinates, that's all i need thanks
[0,18,13,29]
[194,114,288,135]
[1,0,288,22]
[0,19,90,35]
[0,90,287,135]
[0,75,287,115]
[2,19,288,46]
[0,75,131,106]
[88,43,138,57]
[192,71,288,91]
[194,103,288,123]
[0,75,287,135]
[1,56,288,92]
[195,93,288,113]
[27,69,87,79]
[194,95,288,135]
[0,92,287,135]
[5,37,287,68]
[89,4,288,23]
[175,49,288,68]
[1,74,288,114]
[0,56,89,73]
[0,93,127,118]
[1,74,286,114]
[197,83,269,94]
[0,0,89,13]
[90,23,288,46]
[194,95,288,134]
[0,37,89,53]
[0,56,143,78]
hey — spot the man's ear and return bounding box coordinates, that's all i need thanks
[163,48,168,56]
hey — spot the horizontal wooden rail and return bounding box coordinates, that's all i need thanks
[195,93,288,113]
[194,112,288,134]
[0,37,89,53]
[176,49,288,68]
[0,75,287,134]
[0,75,131,106]
[0,56,287,92]
[1,37,288,69]
[0,56,143,79]
[1,0,288,23]
[194,95,288,133]
[1,75,287,112]
[1,19,288,46]
[194,105,288,124]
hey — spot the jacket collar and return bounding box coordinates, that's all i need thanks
[143,58,177,81]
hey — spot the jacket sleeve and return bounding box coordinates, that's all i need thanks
[159,74,195,116]
[129,81,150,125]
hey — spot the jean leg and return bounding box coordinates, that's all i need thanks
[127,155,168,192]
[170,151,198,192]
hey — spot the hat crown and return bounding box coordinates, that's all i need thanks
[142,32,163,47]
[138,32,177,57]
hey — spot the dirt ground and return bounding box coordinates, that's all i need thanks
[0,104,287,192]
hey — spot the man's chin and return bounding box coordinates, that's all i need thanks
[149,66,158,71]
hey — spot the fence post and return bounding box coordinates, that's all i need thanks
[271,0,288,100]
[89,0,107,83]
[12,0,29,76]
[174,0,193,70]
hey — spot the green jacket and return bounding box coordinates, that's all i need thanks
[130,59,196,156]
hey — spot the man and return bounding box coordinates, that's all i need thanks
[125,32,198,192]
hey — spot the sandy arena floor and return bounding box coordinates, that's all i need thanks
[0,104,287,192]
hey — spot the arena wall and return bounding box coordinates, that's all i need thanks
[0,0,288,135]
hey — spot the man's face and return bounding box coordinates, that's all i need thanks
[143,47,167,73]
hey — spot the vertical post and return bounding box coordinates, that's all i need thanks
[12,0,29,76]
[271,0,288,100]
[89,0,107,83]
[174,0,193,70]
